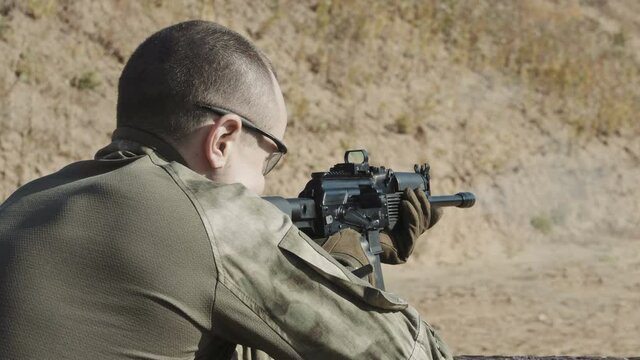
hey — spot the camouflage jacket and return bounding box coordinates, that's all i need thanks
[0,131,452,360]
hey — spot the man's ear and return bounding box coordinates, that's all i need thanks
[203,114,243,170]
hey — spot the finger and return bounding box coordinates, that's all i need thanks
[379,232,406,264]
[401,189,421,232]
[398,199,419,257]
[404,187,424,222]
[429,207,443,229]
[414,188,431,232]
[322,229,369,269]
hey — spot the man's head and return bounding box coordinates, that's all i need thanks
[117,20,287,194]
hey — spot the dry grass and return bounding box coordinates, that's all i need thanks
[394,113,413,134]
[421,1,640,139]
[71,71,101,91]
[15,52,43,84]
[23,0,58,19]
[294,1,638,140]
[530,214,553,235]
[0,14,10,40]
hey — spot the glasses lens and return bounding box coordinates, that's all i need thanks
[263,152,284,175]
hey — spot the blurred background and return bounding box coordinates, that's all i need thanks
[1,0,638,356]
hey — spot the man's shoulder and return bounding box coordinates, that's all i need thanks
[159,161,294,291]
[0,154,202,244]
[161,160,292,241]
[1,155,147,212]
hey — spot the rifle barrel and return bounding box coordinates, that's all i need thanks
[429,192,476,208]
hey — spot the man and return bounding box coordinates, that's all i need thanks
[0,21,451,359]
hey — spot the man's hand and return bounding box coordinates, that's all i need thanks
[321,228,377,285]
[322,188,441,286]
[380,187,442,264]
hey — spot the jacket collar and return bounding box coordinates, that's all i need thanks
[94,127,188,167]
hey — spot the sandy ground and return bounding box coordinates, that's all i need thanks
[386,235,640,356]
[383,133,640,356]
[1,1,639,356]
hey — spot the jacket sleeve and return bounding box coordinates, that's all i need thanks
[165,162,453,360]
[210,223,452,360]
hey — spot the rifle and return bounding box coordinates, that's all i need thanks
[264,149,475,290]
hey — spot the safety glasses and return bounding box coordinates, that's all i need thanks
[197,104,287,175]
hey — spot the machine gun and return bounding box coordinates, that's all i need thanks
[264,149,475,290]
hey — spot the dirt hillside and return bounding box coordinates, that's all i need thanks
[1,0,639,356]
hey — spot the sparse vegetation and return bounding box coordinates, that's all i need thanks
[23,0,57,19]
[530,208,567,235]
[339,138,351,152]
[0,15,9,40]
[530,214,553,235]
[611,32,626,47]
[15,52,42,84]
[301,1,639,141]
[70,71,101,91]
[421,1,640,139]
[286,90,309,128]
[251,5,283,40]
[395,113,413,134]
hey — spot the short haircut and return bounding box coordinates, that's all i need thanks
[117,20,279,141]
